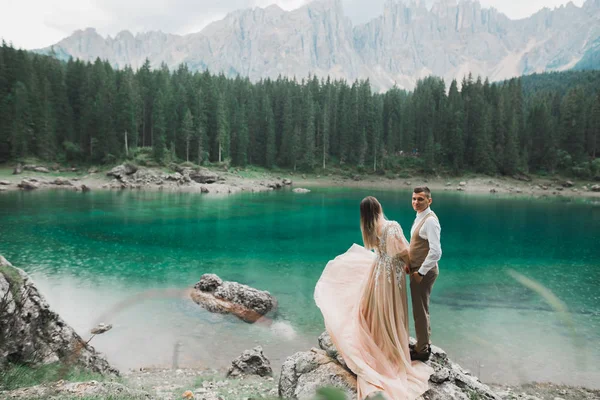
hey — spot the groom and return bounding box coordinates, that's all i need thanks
[408,186,441,361]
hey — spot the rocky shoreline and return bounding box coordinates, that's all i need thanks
[1,163,599,199]
[2,261,598,399]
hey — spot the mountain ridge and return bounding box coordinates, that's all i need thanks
[36,0,600,90]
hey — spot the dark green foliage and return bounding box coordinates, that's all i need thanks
[0,43,597,176]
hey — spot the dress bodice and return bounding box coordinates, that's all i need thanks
[374,221,407,288]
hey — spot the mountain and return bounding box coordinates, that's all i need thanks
[36,0,600,90]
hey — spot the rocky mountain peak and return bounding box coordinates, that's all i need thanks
[36,0,600,90]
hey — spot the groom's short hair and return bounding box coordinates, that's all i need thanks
[413,186,431,199]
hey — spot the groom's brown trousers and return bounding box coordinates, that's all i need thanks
[409,266,438,352]
[409,212,439,353]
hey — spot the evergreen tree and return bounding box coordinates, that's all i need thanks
[152,89,167,162]
[216,92,229,163]
[11,81,33,158]
[182,108,194,162]
[265,95,276,168]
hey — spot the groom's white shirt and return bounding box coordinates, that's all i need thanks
[411,207,442,275]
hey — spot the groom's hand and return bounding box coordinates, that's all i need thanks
[412,271,423,284]
[404,264,410,274]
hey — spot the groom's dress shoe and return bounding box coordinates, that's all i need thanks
[410,346,431,361]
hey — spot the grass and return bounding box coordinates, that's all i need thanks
[0,363,111,391]
[0,263,24,303]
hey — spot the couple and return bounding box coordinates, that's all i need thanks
[314,187,441,400]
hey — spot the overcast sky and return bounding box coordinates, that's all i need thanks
[1,0,587,50]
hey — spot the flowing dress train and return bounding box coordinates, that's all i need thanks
[315,220,433,399]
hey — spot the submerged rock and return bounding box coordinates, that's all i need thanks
[190,274,277,323]
[0,255,118,376]
[293,188,311,193]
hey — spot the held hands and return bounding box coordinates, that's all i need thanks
[412,271,423,284]
[404,264,410,274]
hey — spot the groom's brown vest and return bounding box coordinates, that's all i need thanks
[409,212,438,272]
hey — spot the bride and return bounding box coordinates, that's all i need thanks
[315,196,433,399]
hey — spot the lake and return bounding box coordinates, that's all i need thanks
[0,188,598,387]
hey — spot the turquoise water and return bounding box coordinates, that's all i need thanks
[0,188,599,387]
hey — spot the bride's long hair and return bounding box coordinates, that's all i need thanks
[360,196,384,250]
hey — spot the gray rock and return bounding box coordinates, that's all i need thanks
[226,346,273,378]
[190,274,276,323]
[130,168,159,183]
[459,181,467,186]
[189,171,219,184]
[591,184,600,192]
[106,164,137,179]
[279,348,357,400]
[195,273,223,292]
[293,188,311,193]
[562,180,574,188]
[317,332,347,369]
[52,178,73,186]
[278,332,500,400]
[90,323,112,335]
[0,180,10,185]
[283,178,293,185]
[12,164,22,175]
[0,255,118,376]
[17,180,39,190]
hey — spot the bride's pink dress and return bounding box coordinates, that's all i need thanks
[315,220,433,399]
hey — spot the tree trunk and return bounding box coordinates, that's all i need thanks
[124,130,129,157]
[142,106,146,147]
[197,138,201,165]
[218,143,222,163]
[373,152,377,172]
[186,136,190,162]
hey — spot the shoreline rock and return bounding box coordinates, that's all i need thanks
[0,255,118,376]
[226,346,273,378]
[1,163,599,200]
[279,332,501,400]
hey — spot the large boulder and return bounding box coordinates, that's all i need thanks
[189,171,220,184]
[0,255,118,376]
[51,178,73,186]
[226,346,273,378]
[279,348,357,400]
[17,180,39,190]
[279,332,501,400]
[106,164,138,179]
[190,274,277,323]
[129,168,160,184]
